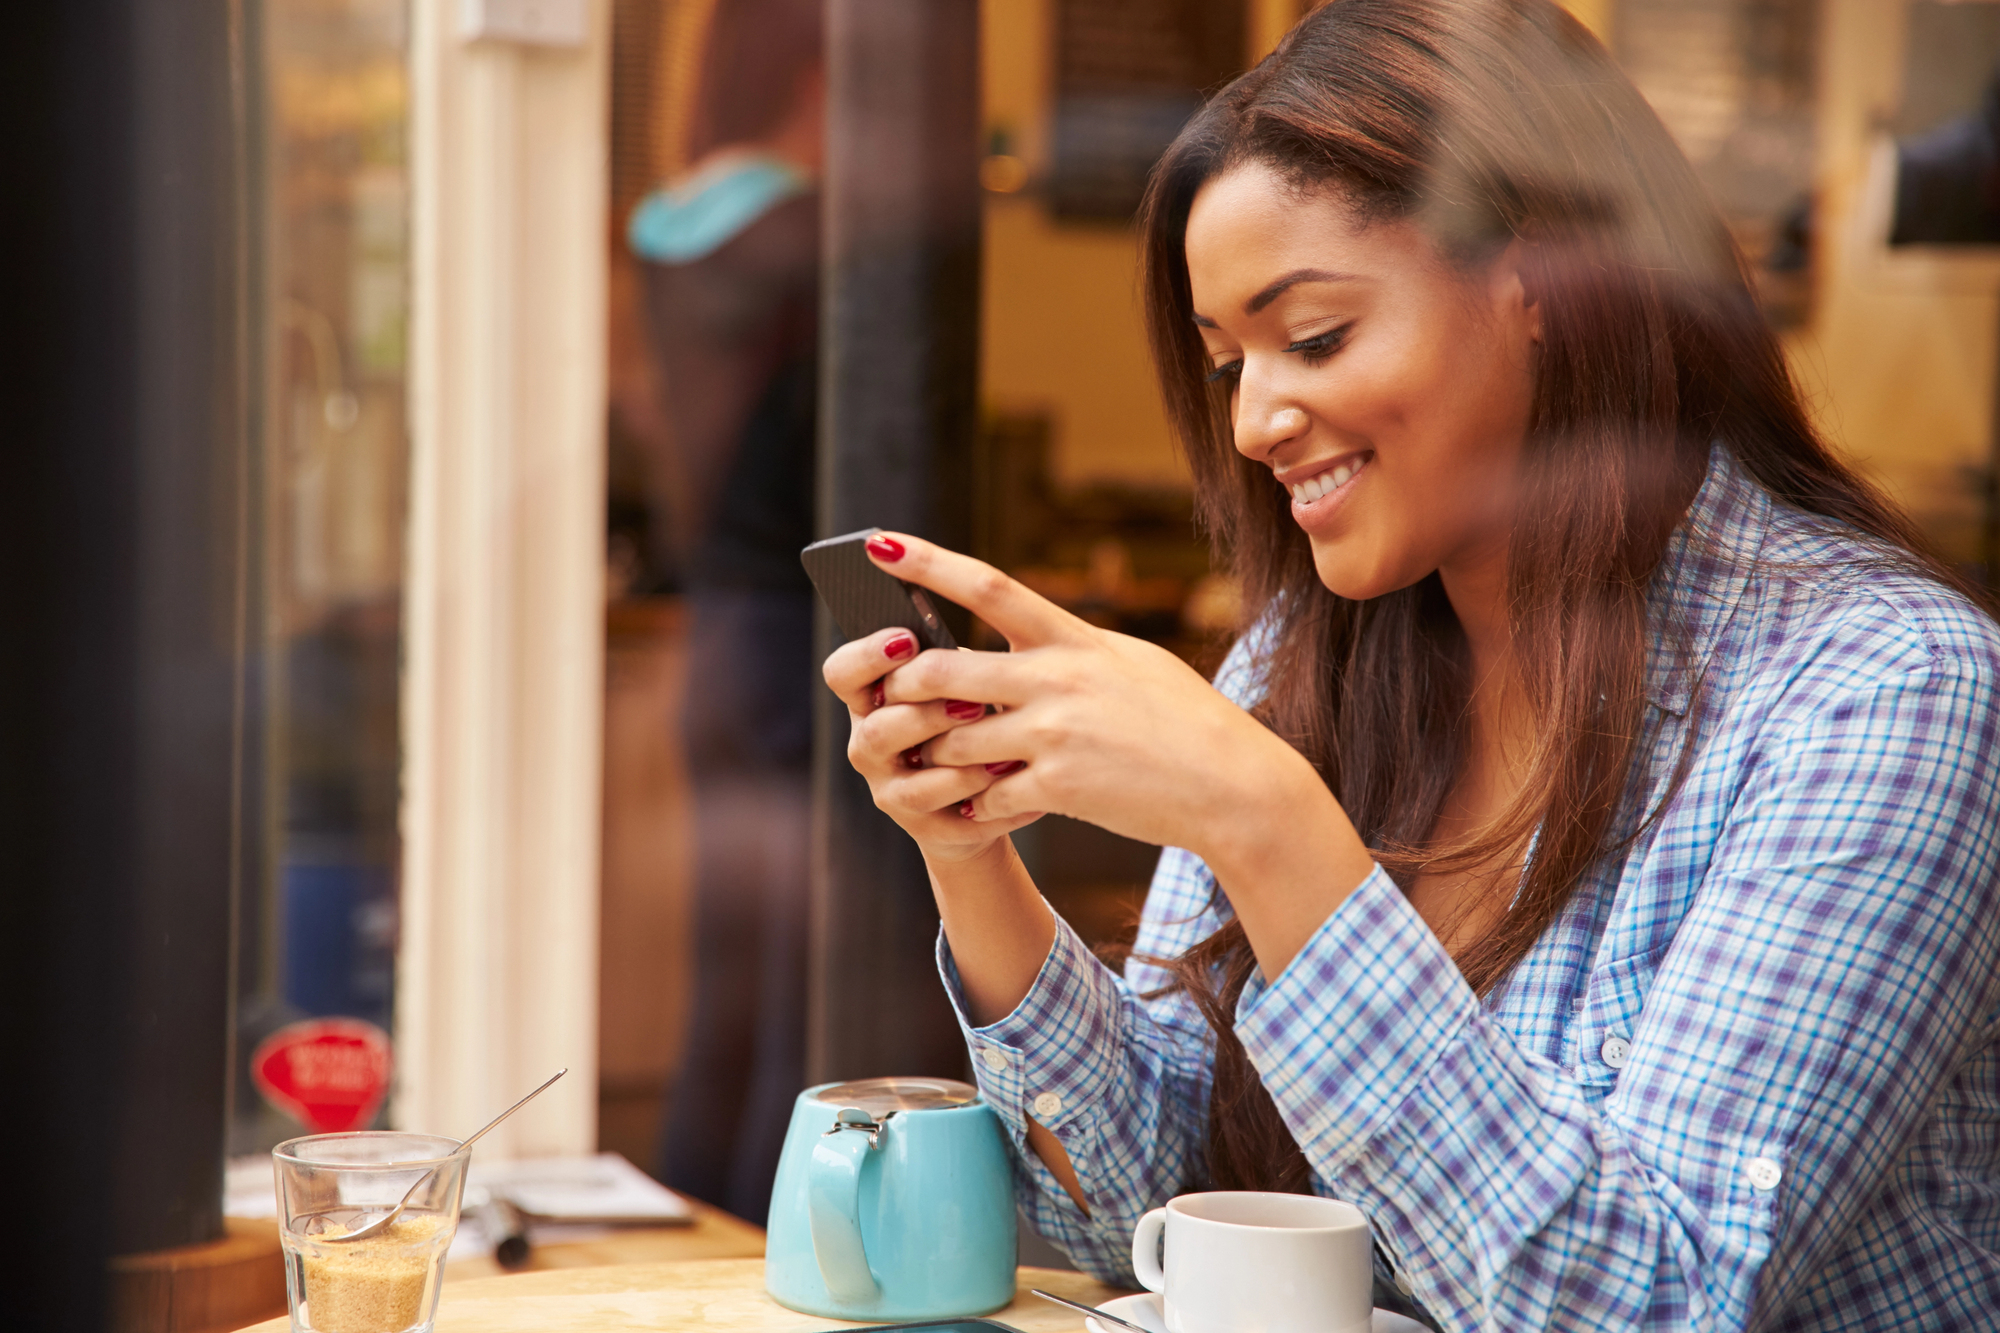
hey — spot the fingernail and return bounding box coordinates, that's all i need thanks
[958,799,976,819]
[902,747,924,770]
[865,534,906,562]
[870,683,885,710]
[985,760,1024,776]
[883,634,916,661]
[945,699,983,721]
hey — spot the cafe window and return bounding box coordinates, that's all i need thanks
[232,0,411,1155]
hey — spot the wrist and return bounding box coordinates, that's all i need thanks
[1196,740,1334,880]
[1195,740,1375,977]
[925,835,1058,1027]
[923,831,1018,882]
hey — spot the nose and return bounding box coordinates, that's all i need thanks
[1232,376,1308,463]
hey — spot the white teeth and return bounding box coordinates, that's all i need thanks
[1286,458,1366,505]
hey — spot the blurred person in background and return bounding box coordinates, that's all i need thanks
[628,0,822,1222]
[1892,62,2000,245]
[823,1,2000,1328]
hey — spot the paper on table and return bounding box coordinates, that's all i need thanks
[226,1154,281,1218]
[224,1150,693,1227]
[469,1153,694,1224]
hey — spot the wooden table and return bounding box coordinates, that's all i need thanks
[442,1201,769,1282]
[235,1258,1127,1333]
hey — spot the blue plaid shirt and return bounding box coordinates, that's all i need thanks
[939,447,2000,1331]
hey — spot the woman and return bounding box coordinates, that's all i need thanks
[825,2,2000,1328]
[632,0,824,1220]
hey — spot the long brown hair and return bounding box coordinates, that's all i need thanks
[1137,0,1980,1192]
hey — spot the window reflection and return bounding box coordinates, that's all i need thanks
[233,0,409,1155]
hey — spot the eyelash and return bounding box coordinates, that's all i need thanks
[1204,323,1352,384]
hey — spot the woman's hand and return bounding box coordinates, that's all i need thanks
[822,623,1047,867]
[848,533,1375,974]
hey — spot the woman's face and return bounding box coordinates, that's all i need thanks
[1184,161,1540,602]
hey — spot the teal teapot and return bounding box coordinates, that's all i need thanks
[765,1077,1017,1319]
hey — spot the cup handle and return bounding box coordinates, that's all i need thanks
[808,1125,879,1303]
[1131,1207,1168,1293]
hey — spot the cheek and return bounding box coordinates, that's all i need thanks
[1302,326,1527,597]
[1362,315,1526,484]
[1297,342,1415,435]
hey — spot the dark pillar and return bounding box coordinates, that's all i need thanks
[3,1,249,1326]
[811,0,982,1083]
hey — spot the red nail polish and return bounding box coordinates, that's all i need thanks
[945,699,983,721]
[985,760,1024,776]
[958,799,976,819]
[902,748,924,770]
[865,534,906,562]
[884,634,916,661]
[870,684,886,710]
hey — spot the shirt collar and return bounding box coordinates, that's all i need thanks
[1645,444,1771,715]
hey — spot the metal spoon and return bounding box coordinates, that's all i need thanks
[1031,1290,1157,1333]
[316,1068,567,1243]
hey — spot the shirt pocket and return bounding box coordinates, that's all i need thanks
[1569,943,1668,1094]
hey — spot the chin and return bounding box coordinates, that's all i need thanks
[1310,544,1424,603]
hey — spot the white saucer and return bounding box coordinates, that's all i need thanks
[1085,1291,1428,1333]
[1085,1293,1167,1333]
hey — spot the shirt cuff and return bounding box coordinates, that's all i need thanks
[1234,864,1479,1172]
[935,902,1128,1145]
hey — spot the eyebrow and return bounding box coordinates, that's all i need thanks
[1190,267,1362,328]
[1247,268,1359,313]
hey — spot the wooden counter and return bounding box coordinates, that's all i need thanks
[235,1258,1125,1333]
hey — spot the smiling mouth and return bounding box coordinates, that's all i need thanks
[1285,453,1371,505]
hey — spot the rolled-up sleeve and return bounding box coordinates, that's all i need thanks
[936,851,1221,1283]
[932,628,1277,1282]
[1236,662,2000,1331]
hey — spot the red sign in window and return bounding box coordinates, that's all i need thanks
[251,1018,393,1134]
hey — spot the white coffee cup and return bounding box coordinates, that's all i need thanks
[1131,1191,1374,1333]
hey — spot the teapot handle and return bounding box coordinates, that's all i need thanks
[808,1116,880,1303]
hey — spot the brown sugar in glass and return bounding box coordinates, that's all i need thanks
[274,1132,469,1333]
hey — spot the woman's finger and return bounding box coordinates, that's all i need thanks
[878,646,1039,708]
[921,707,1037,770]
[955,766,1046,825]
[904,804,1048,854]
[823,627,924,712]
[872,761,996,819]
[852,698,992,769]
[864,532,1086,650]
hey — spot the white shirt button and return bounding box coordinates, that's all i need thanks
[1745,1156,1783,1192]
[980,1046,1009,1073]
[1394,1271,1414,1296]
[1600,1036,1632,1069]
[1032,1092,1063,1118]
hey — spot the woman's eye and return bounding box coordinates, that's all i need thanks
[1285,325,1350,365]
[1204,359,1243,385]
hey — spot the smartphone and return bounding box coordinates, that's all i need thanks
[820,1312,1024,1320]
[801,528,959,650]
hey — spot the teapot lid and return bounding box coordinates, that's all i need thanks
[808,1076,980,1115]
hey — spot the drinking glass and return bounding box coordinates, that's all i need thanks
[273,1132,468,1333]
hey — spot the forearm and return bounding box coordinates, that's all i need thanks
[927,835,1057,1027]
[1197,743,1376,980]
[934,847,1228,1277]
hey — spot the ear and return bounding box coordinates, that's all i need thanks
[1489,239,1543,346]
